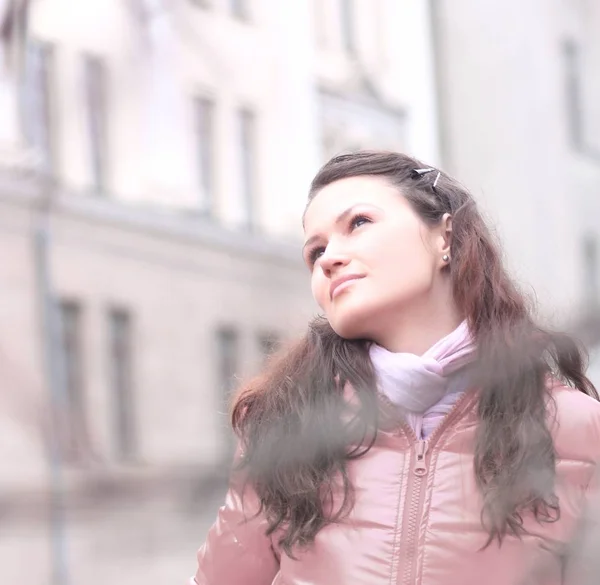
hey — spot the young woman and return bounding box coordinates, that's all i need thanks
[189,151,600,585]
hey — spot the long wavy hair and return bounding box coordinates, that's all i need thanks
[231,151,598,556]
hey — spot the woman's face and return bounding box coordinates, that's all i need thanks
[303,176,452,346]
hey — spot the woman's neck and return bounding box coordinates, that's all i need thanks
[374,301,463,355]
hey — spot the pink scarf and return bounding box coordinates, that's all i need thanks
[369,321,477,438]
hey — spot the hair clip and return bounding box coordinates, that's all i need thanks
[412,168,436,176]
[412,167,441,191]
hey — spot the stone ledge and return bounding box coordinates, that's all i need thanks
[0,169,305,267]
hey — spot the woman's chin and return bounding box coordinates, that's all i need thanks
[329,307,374,340]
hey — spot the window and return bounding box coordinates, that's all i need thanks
[258,331,280,364]
[340,0,356,56]
[216,326,239,401]
[238,108,257,229]
[562,39,583,150]
[23,39,55,173]
[229,0,249,21]
[193,96,215,212]
[215,326,239,453]
[82,53,108,192]
[58,300,88,462]
[108,308,135,461]
[583,235,599,308]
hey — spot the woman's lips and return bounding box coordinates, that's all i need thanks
[330,275,365,299]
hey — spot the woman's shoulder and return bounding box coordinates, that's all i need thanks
[548,381,600,463]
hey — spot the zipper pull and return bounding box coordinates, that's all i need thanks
[414,440,428,476]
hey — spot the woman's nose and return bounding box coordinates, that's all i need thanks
[319,246,351,276]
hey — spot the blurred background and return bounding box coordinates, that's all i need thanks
[1,0,600,583]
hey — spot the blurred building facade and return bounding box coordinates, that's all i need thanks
[1,1,600,584]
[432,0,600,324]
[0,1,440,584]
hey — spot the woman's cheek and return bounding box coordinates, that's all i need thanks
[311,273,327,309]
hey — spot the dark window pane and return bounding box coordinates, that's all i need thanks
[258,331,279,363]
[340,0,356,56]
[563,39,583,150]
[193,96,214,211]
[583,235,599,307]
[230,0,249,21]
[216,326,238,400]
[109,308,135,461]
[58,300,87,462]
[238,108,256,229]
[83,54,108,192]
[215,326,239,454]
[24,40,55,172]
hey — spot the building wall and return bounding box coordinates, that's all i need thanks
[0,172,314,584]
[25,0,321,236]
[432,0,600,320]
[0,0,326,484]
[5,1,598,584]
[313,0,441,164]
[0,1,442,584]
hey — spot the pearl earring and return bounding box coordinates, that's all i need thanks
[442,254,450,263]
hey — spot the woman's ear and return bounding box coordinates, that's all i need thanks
[439,213,453,264]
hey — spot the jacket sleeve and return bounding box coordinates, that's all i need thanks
[191,454,280,585]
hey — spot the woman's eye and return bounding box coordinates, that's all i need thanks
[350,215,370,230]
[308,247,325,265]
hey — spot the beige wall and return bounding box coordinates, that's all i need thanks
[7,1,599,584]
[2,1,424,582]
[0,182,313,481]
[0,180,314,584]
[0,194,48,491]
[26,0,321,237]
[432,0,600,320]
[313,0,441,163]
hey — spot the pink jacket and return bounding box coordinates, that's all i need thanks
[191,385,600,585]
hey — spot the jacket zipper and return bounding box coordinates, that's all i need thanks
[414,440,428,476]
[396,390,477,585]
[399,438,428,585]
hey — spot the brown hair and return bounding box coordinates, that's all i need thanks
[231,151,598,556]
